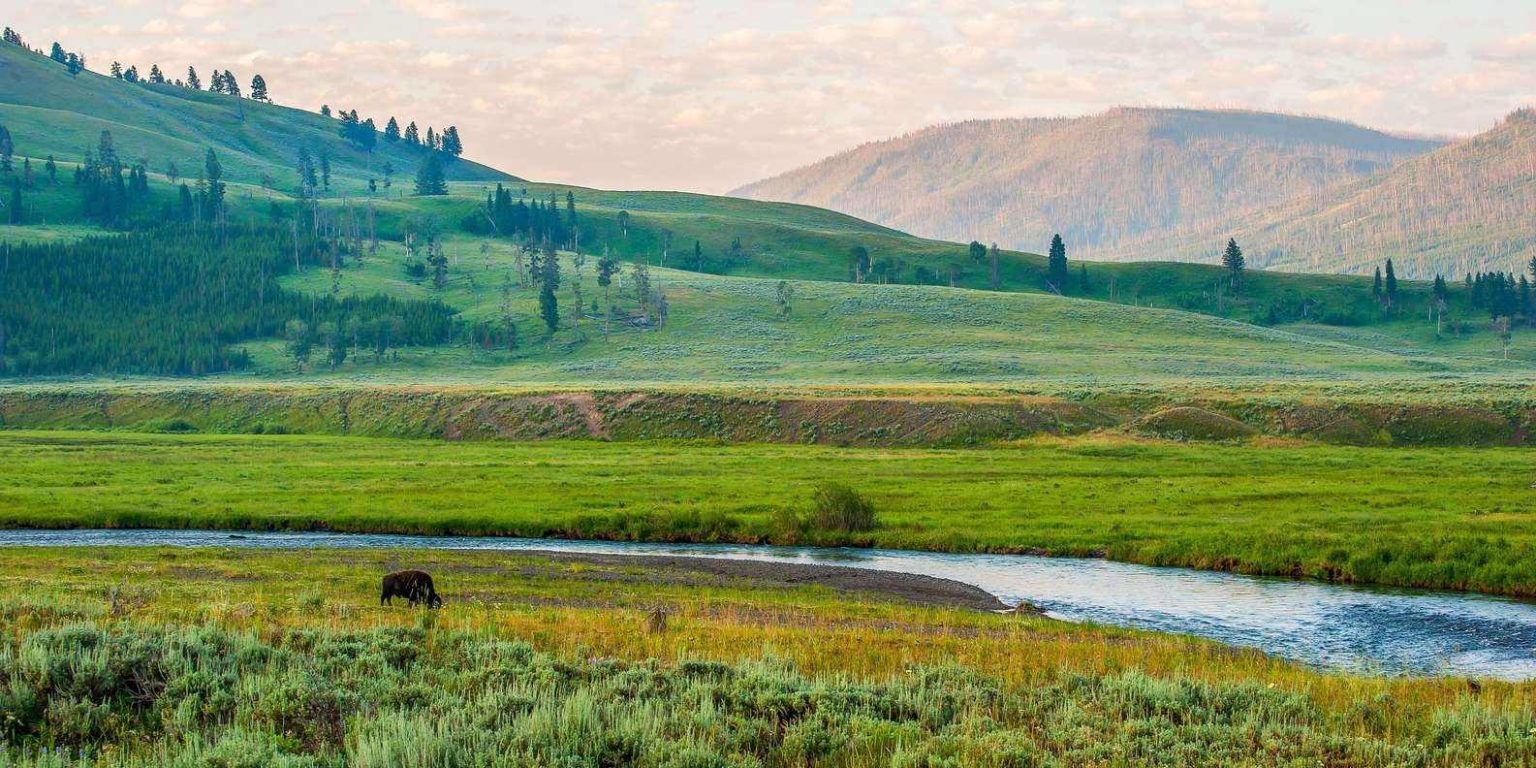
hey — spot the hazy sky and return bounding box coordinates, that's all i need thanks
[16,0,1536,192]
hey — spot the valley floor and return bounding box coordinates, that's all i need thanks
[2,430,1533,597]
[3,546,1535,766]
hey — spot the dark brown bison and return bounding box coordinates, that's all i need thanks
[380,570,442,608]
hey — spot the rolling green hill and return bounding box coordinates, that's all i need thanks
[0,41,509,195]
[0,33,1530,388]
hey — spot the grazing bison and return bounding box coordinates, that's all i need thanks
[380,569,443,608]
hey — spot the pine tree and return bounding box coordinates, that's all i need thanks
[7,176,21,225]
[384,117,400,142]
[45,155,57,184]
[111,61,123,78]
[249,74,268,102]
[0,124,12,173]
[124,66,138,83]
[50,43,66,63]
[988,243,1001,290]
[1046,233,1068,292]
[968,241,985,264]
[203,148,225,222]
[222,70,240,98]
[413,153,447,196]
[186,66,201,90]
[148,64,165,84]
[1221,238,1245,290]
[1384,259,1398,305]
[404,121,420,146]
[441,126,463,156]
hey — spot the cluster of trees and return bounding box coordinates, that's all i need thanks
[0,225,458,376]
[461,184,575,245]
[1464,270,1535,323]
[325,108,463,158]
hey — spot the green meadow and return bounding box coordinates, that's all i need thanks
[3,546,1535,766]
[2,431,1533,596]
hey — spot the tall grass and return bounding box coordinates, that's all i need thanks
[2,620,1533,767]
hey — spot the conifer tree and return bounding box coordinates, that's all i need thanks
[1221,238,1245,290]
[249,74,268,102]
[384,117,401,143]
[1384,259,1398,305]
[45,155,57,185]
[1373,267,1382,299]
[0,124,12,173]
[1046,233,1068,291]
[148,64,165,84]
[186,66,201,90]
[968,241,985,264]
[111,61,123,78]
[7,176,21,225]
[50,43,66,63]
[413,153,447,196]
[404,121,420,145]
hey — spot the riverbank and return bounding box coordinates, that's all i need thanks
[2,383,1533,446]
[2,430,1534,598]
[2,546,1534,767]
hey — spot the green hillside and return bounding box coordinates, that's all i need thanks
[0,33,1530,386]
[0,42,509,195]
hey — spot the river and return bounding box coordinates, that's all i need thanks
[4,528,1534,680]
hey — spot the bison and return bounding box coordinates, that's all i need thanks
[380,569,443,608]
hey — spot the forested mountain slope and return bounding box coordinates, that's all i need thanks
[1104,109,1536,279]
[732,108,1440,259]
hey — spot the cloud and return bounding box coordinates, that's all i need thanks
[1474,32,1536,61]
[1304,34,1446,63]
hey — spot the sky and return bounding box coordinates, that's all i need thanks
[14,0,1536,193]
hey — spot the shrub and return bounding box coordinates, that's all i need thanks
[810,483,877,532]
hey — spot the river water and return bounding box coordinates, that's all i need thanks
[4,528,1534,680]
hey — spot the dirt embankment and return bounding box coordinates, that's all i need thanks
[0,388,1530,447]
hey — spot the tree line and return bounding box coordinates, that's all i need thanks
[0,225,458,376]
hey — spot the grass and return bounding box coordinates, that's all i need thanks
[209,237,1530,386]
[1,546,1534,766]
[1,431,1534,596]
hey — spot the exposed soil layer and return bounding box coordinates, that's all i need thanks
[1,387,1530,447]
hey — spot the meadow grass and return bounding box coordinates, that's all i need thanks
[2,547,1534,766]
[1,431,1533,596]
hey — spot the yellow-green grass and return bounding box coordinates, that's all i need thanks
[245,238,1535,386]
[2,430,1534,596]
[1,547,1533,766]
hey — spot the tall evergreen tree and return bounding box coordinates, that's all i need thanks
[203,148,225,222]
[186,66,201,90]
[44,155,57,185]
[50,42,66,63]
[968,241,986,264]
[7,176,21,225]
[384,117,401,143]
[1046,233,1068,291]
[1384,259,1398,305]
[1372,267,1382,299]
[0,124,12,173]
[249,74,268,102]
[148,64,165,84]
[404,121,421,146]
[413,153,447,196]
[1221,238,1245,290]
[222,70,240,97]
[111,61,123,78]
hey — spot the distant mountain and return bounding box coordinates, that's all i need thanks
[1105,109,1536,279]
[731,107,1442,261]
[0,41,511,193]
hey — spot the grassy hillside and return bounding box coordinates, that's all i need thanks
[1108,109,1536,279]
[0,41,509,196]
[733,107,1440,259]
[259,236,1533,385]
